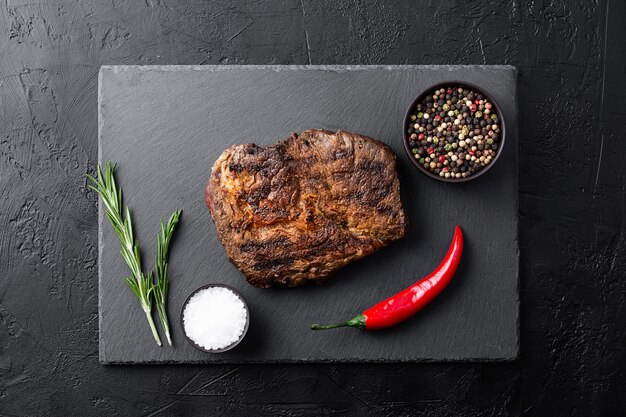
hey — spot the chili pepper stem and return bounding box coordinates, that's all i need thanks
[311,314,366,330]
[310,322,349,330]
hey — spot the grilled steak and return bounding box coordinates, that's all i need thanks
[205,129,408,288]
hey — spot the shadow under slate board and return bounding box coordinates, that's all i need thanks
[98,65,519,364]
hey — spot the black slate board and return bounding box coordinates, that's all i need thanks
[98,65,518,364]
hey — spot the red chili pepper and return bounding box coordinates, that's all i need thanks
[311,226,463,331]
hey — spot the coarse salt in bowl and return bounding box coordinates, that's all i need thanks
[181,284,249,353]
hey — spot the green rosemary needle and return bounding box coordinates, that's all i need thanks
[153,209,182,346]
[87,162,162,346]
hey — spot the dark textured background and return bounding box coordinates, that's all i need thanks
[0,0,624,415]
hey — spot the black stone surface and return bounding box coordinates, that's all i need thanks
[1,0,625,415]
[98,65,518,363]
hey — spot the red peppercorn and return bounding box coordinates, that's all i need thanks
[485,102,492,109]
[442,167,449,172]
[418,133,425,140]
[427,147,435,154]
[484,114,490,120]
[469,104,477,112]
[447,89,453,95]
[435,115,441,120]
[469,150,475,156]
[438,155,446,163]
[474,99,480,105]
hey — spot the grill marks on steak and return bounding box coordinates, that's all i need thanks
[206,129,408,288]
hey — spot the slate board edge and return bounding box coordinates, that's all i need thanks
[97,68,106,364]
[100,64,518,74]
[97,65,519,364]
[101,355,517,365]
[511,67,521,362]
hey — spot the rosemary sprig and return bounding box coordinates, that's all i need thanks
[87,162,162,346]
[153,209,182,346]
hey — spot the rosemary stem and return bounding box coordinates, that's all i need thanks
[157,304,172,346]
[145,309,162,347]
[153,209,181,347]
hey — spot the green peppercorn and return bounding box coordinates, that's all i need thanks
[412,148,418,154]
[444,144,452,151]
[410,114,417,121]
[442,104,450,111]
[419,158,425,164]
[417,112,424,118]
[475,111,482,118]
[487,138,494,145]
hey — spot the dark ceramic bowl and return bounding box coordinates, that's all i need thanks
[180,284,250,353]
[402,81,506,183]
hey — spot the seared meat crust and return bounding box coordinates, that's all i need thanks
[206,129,408,288]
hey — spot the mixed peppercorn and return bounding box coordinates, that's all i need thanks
[406,85,502,180]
